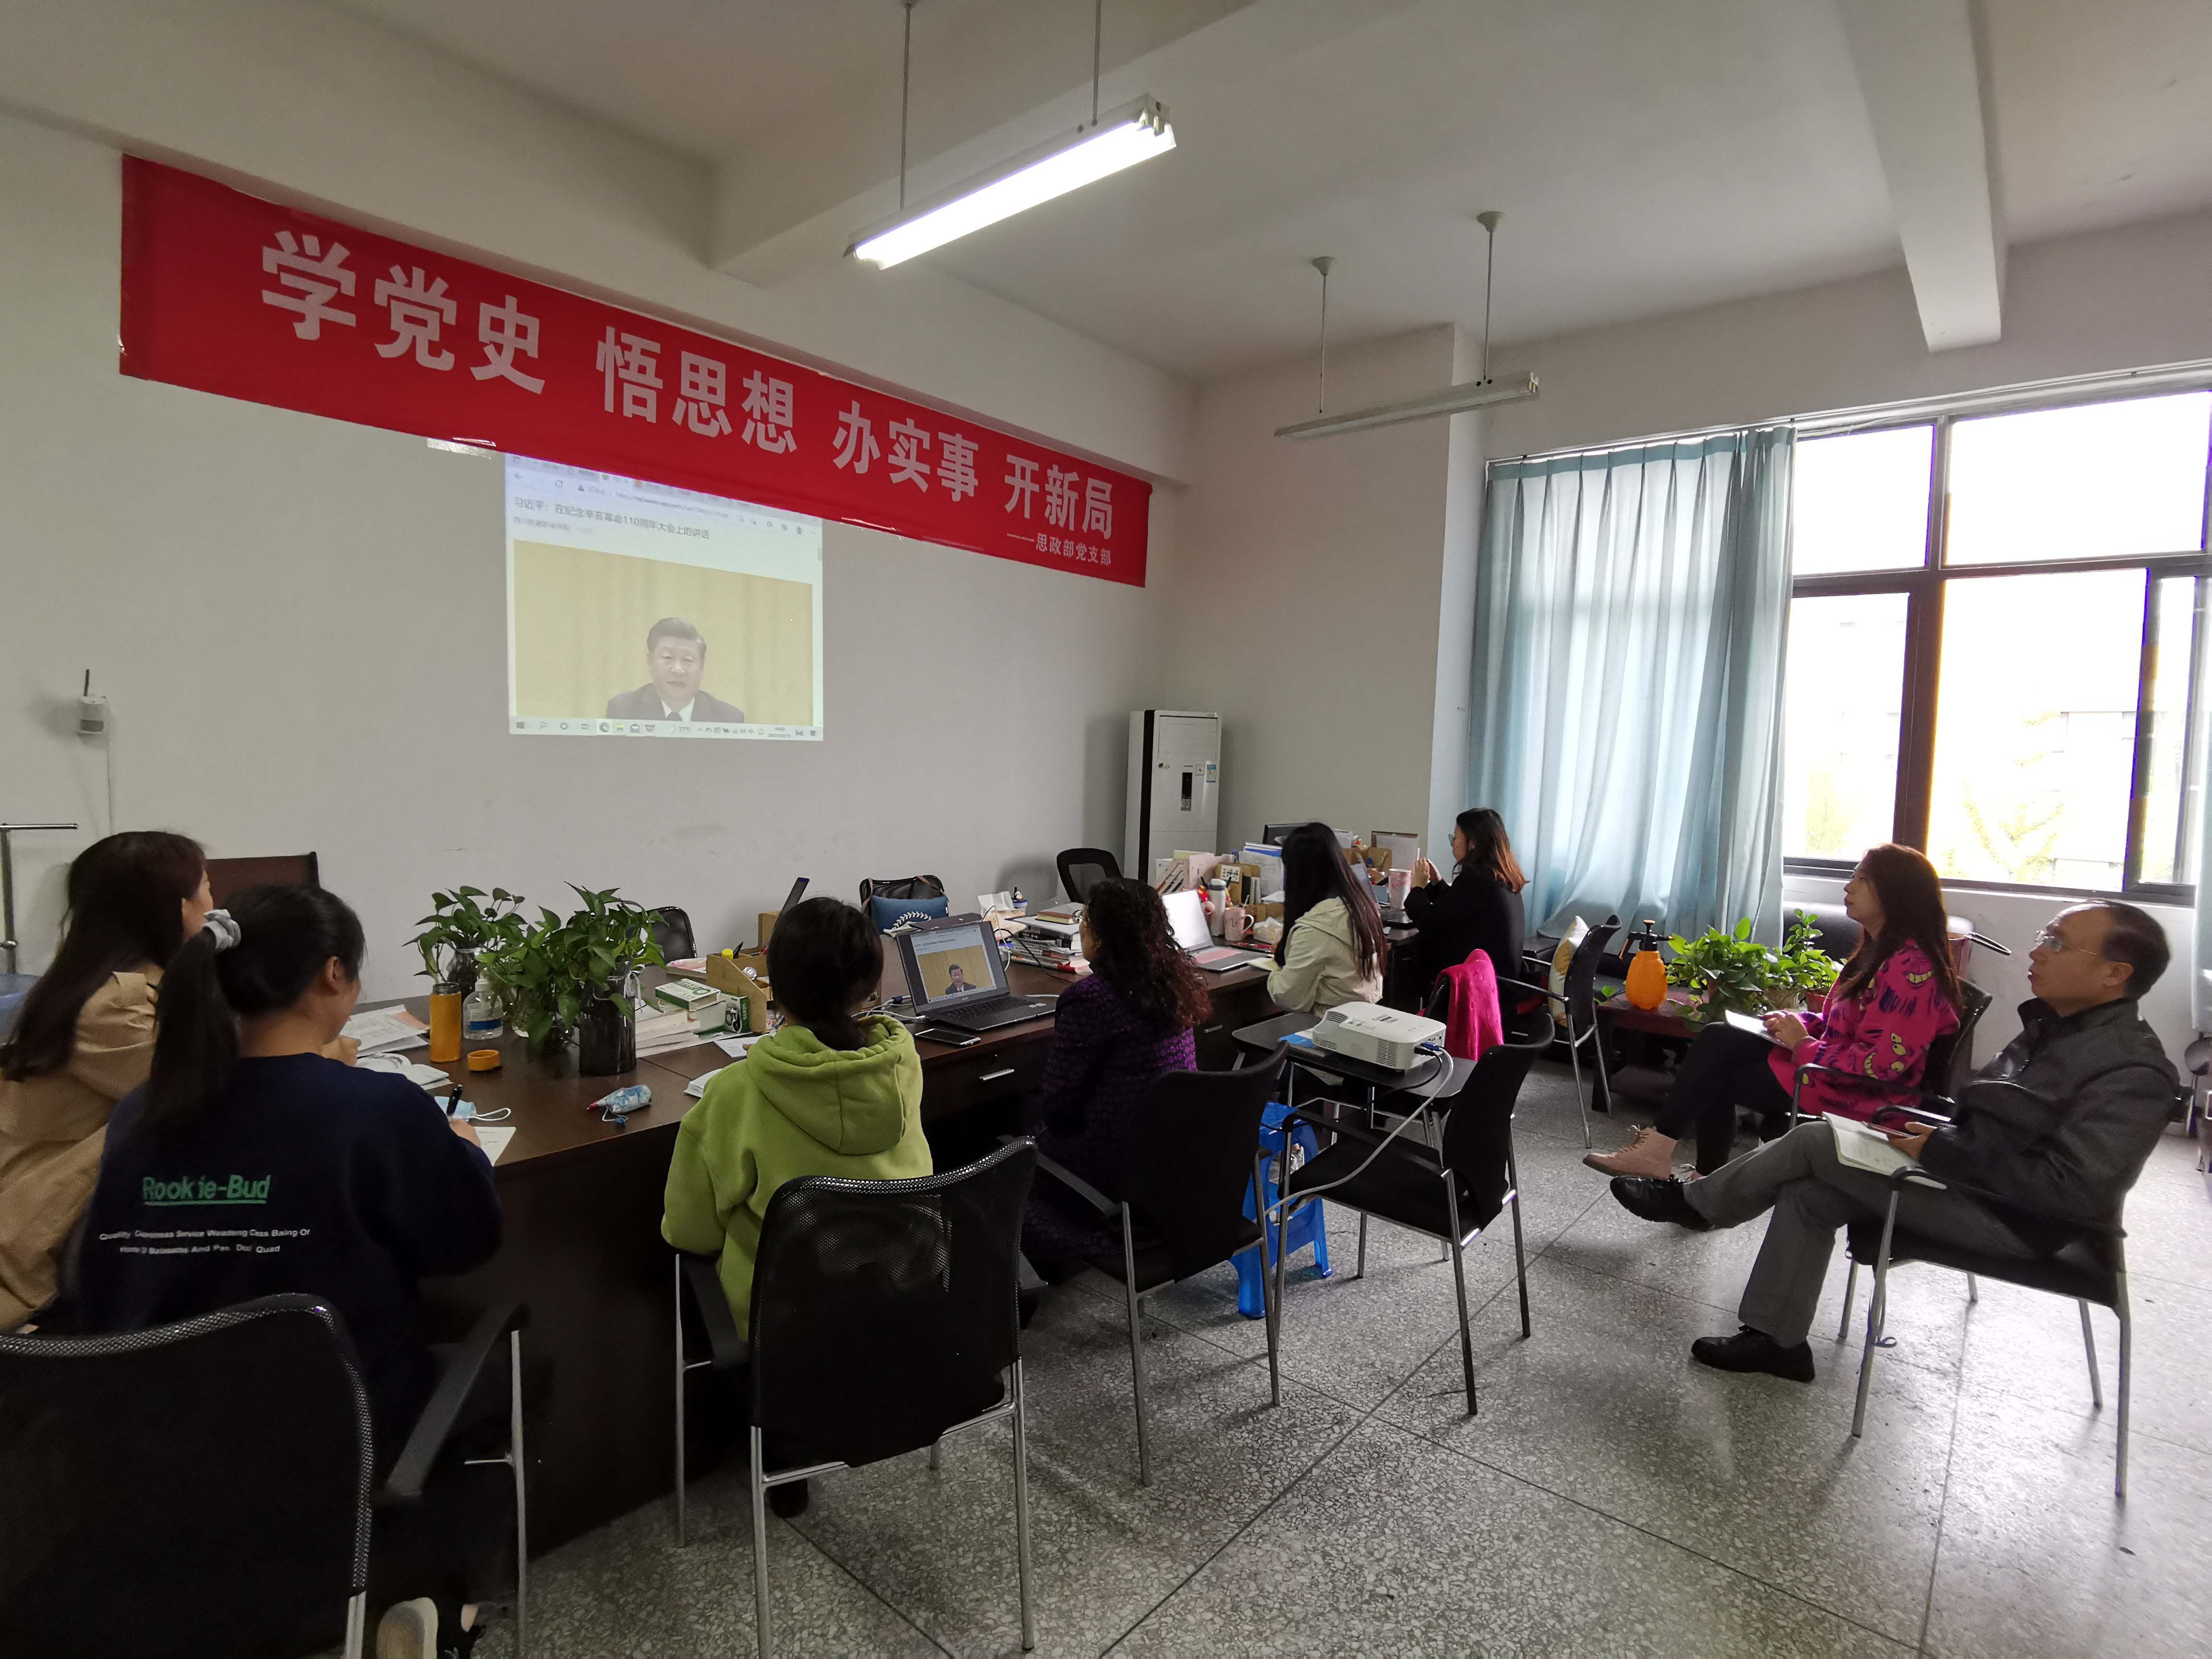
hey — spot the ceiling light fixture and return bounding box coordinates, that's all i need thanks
[851,0,1176,269]
[1274,209,1539,440]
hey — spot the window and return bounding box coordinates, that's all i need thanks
[1783,388,2212,898]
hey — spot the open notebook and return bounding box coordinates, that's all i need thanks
[1827,1115,1923,1179]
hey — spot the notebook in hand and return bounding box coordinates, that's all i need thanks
[1827,1115,1923,1178]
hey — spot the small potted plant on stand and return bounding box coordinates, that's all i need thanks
[1664,910,1839,1022]
[409,887,525,999]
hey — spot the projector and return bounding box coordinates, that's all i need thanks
[1309,1003,1446,1071]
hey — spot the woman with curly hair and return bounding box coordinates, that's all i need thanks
[1022,877,1211,1271]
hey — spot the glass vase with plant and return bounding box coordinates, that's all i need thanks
[409,886,525,996]
[477,885,664,1070]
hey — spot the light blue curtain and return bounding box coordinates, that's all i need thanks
[1467,427,1794,945]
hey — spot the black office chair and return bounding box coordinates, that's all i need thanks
[1027,1055,1287,1486]
[1551,916,1620,1148]
[205,852,320,906]
[1835,1081,2137,1498]
[1788,979,1995,1130]
[650,906,697,962]
[673,1142,1039,1656]
[1055,847,1122,904]
[0,1292,530,1659]
[1278,1008,1547,1416]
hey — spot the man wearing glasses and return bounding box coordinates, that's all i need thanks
[1610,901,2178,1382]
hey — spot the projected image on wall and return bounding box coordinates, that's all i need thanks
[505,456,825,739]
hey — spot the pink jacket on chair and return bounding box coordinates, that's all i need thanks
[1437,951,1505,1062]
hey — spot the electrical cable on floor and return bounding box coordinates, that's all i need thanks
[1260,1043,1456,1222]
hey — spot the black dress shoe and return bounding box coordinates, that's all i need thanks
[1690,1325,1816,1383]
[1609,1176,1711,1231]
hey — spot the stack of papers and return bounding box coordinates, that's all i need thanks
[357,1053,457,1093]
[685,1064,729,1099]
[342,1007,430,1056]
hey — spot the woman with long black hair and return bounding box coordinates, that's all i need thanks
[1405,806,1527,996]
[1022,878,1210,1267]
[0,830,210,1328]
[1586,843,1962,1180]
[1267,822,1385,1014]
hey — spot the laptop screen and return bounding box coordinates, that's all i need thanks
[1162,888,1211,952]
[909,920,1003,1008]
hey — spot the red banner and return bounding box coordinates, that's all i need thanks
[119,157,1148,585]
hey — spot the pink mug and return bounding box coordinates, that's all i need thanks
[1221,905,1251,944]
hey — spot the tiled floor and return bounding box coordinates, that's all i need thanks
[478,1064,2212,1657]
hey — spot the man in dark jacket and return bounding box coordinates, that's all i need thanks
[1609,900,2177,1382]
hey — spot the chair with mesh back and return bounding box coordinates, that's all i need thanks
[0,1294,373,1658]
[673,1142,1039,1657]
[1555,916,1619,1147]
[1834,1081,2139,1497]
[857,875,948,931]
[205,852,320,906]
[651,906,697,962]
[0,1292,531,1659]
[1277,1010,1547,1415]
[1054,848,1122,904]
[1029,1054,1287,1486]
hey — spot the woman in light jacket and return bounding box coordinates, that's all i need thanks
[0,831,211,1328]
[1267,822,1385,1014]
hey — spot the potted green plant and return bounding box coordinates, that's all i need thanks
[1769,909,1840,1009]
[477,885,663,1073]
[408,886,525,997]
[1663,910,1839,1018]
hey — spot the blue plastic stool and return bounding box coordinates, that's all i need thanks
[1234,1100,1331,1318]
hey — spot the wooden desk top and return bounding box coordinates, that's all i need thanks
[385,953,1277,1173]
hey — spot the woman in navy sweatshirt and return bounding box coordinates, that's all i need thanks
[75,882,502,1659]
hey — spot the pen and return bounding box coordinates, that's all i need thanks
[445,1085,466,1118]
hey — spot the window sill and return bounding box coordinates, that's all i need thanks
[1784,861,2193,910]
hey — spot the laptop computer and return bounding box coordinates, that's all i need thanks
[1162,886,1268,973]
[898,914,1058,1032]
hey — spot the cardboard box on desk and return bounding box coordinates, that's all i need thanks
[704,949,773,1031]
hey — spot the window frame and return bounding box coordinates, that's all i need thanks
[1783,389,2212,903]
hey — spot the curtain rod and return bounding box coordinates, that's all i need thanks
[1491,356,2212,468]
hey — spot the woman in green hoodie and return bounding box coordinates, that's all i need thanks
[662,896,932,1509]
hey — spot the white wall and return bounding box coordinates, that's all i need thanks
[1157,325,1481,857]
[0,115,1178,997]
[1485,205,2212,459]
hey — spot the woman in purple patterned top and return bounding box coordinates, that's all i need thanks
[1022,878,1211,1268]
[1587,844,1962,1180]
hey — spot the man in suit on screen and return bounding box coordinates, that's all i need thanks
[606,616,747,723]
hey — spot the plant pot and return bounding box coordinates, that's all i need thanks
[529,1026,573,1077]
[577,993,635,1077]
[450,949,480,998]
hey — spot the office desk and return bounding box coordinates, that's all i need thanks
[397,955,1277,1550]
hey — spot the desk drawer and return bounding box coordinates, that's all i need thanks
[921,1036,1050,1122]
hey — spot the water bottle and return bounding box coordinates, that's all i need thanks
[462,980,504,1044]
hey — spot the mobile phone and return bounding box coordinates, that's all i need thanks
[921,1029,981,1048]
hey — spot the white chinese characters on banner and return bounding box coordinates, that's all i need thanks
[1083,478,1113,539]
[1004,456,1040,517]
[472,295,544,392]
[261,231,357,340]
[1033,531,1112,567]
[1044,465,1079,530]
[887,419,933,489]
[672,351,733,438]
[597,328,662,421]
[372,265,457,370]
[832,402,881,474]
[741,371,796,454]
[938,433,979,502]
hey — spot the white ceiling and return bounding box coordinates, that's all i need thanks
[326,0,2212,380]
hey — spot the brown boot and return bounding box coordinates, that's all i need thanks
[1583,1125,1679,1178]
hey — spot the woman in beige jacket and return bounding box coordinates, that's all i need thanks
[1266,822,1386,1014]
[0,831,211,1327]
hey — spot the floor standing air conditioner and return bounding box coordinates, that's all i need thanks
[1126,710,1220,879]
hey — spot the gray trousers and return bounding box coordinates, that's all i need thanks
[1684,1119,2036,1346]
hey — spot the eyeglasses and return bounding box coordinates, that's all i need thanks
[2032,925,2107,959]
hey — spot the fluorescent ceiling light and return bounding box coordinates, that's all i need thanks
[851,97,1175,268]
[1273,373,1540,440]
